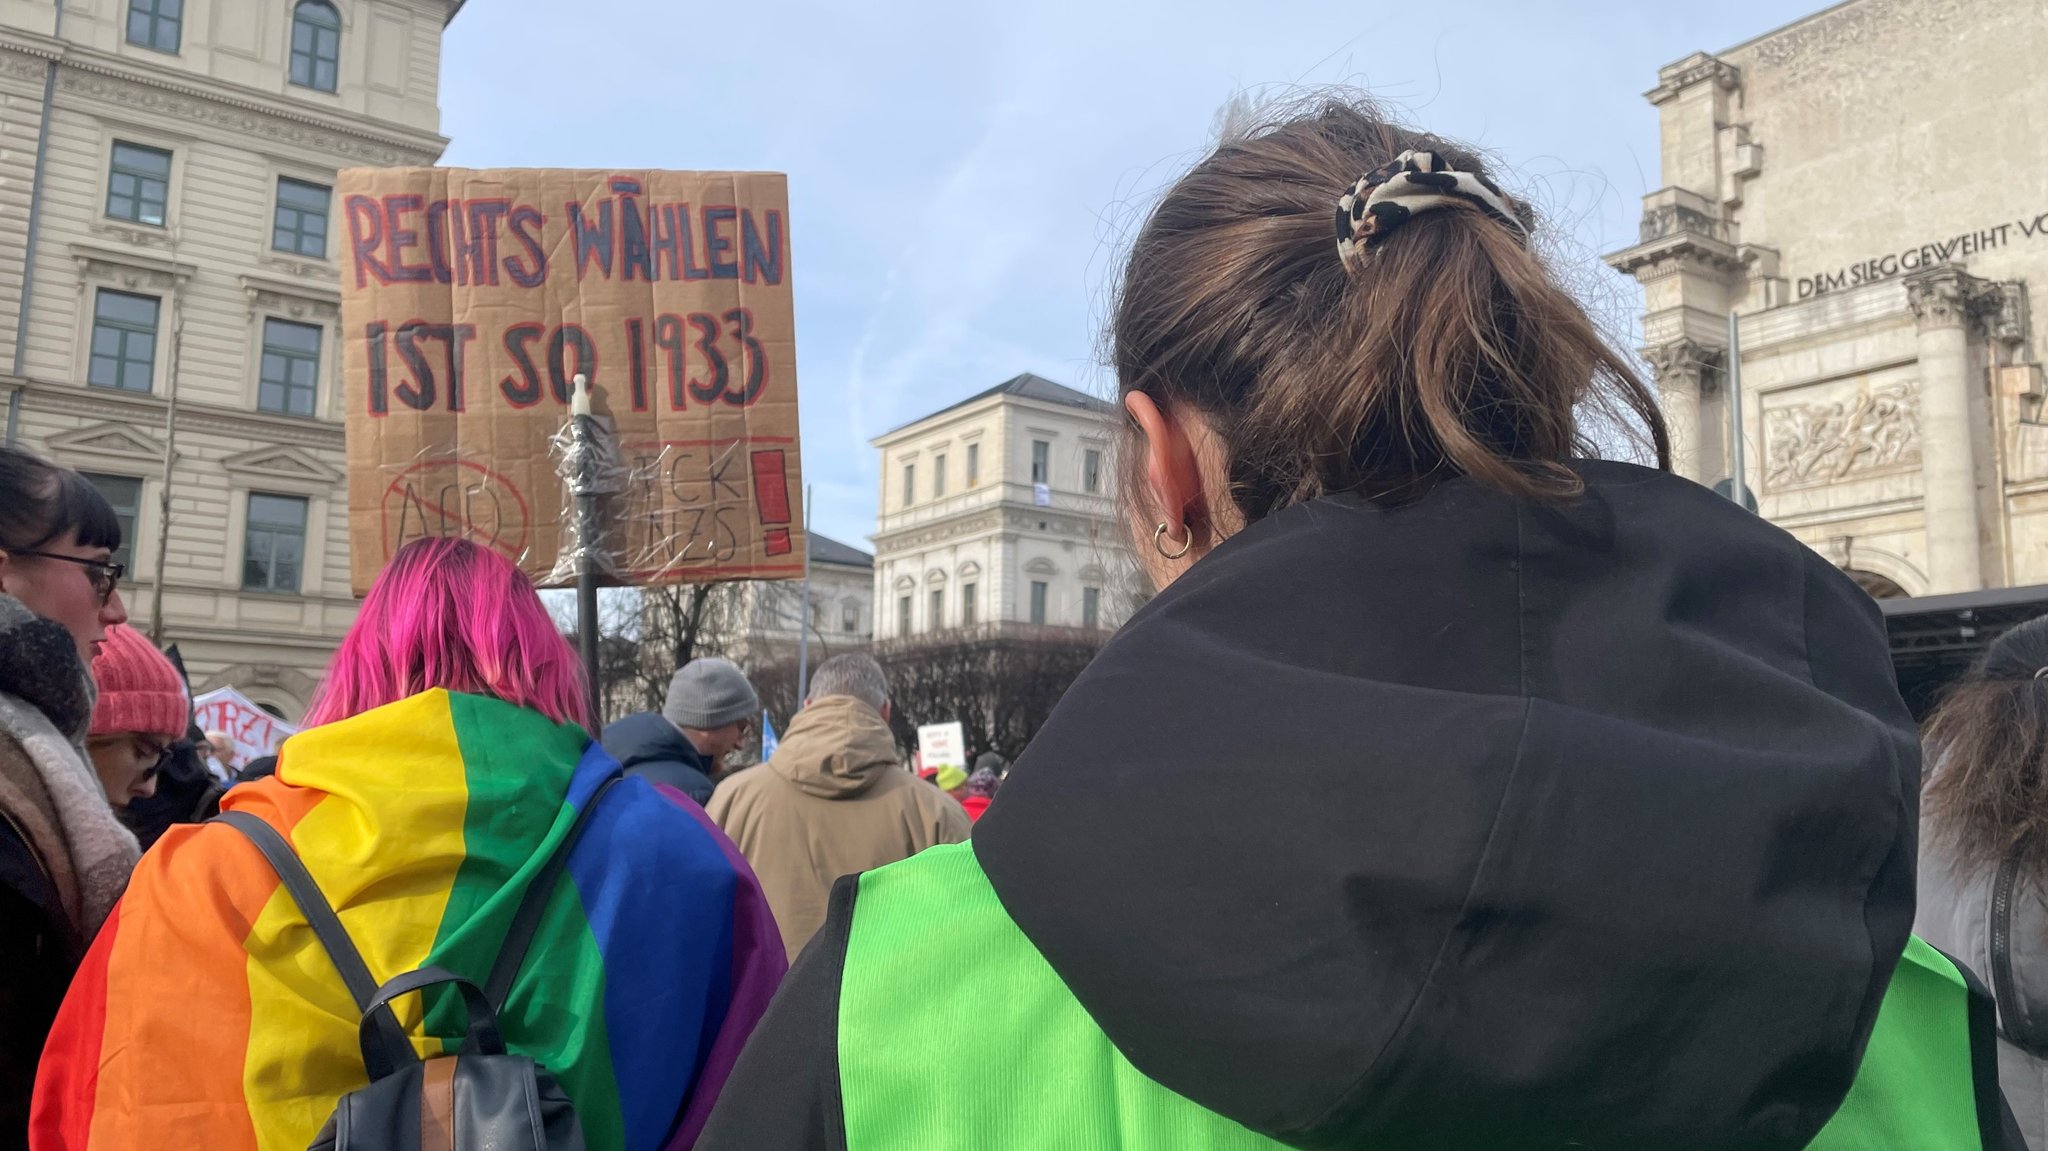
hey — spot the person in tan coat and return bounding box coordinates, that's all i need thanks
[708,653,968,960]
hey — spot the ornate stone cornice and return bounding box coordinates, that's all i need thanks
[1647,53,1740,106]
[19,380,343,447]
[25,42,445,166]
[1904,265,2001,333]
[871,512,1006,552]
[1607,230,1744,280]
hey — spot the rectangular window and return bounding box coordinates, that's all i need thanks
[842,602,858,633]
[126,0,182,52]
[897,596,911,638]
[242,493,308,593]
[259,318,322,417]
[929,588,944,630]
[1083,449,1102,494]
[933,453,946,499]
[961,583,977,628]
[290,1,342,93]
[81,474,143,572]
[902,463,916,507]
[106,142,171,226]
[273,177,331,257]
[1031,440,1050,485]
[966,443,980,487]
[1083,586,1101,630]
[1029,580,1048,626]
[88,290,160,393]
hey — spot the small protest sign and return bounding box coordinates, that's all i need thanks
[193,687,299,765]
[338,168,806,593]
[917,722,967,771]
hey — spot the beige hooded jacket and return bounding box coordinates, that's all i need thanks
[708,694,969,960]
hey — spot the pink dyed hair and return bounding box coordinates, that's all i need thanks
[304,538,591,731]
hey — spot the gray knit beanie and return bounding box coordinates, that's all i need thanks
[663,657,760,731]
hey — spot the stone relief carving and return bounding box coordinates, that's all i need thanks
[1988,282,2030,346]
[0,49,49,82]
[1764,382,1921,490]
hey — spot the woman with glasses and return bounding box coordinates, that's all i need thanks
[0,444,138,1148]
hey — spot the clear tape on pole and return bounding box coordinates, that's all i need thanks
[548,373,627,585]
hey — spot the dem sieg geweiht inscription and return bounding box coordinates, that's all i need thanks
[1798,204,2048,300]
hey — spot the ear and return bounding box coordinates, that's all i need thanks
[1124,391,1205,536]
[880,700,892,723]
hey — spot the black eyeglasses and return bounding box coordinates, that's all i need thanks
[5,549,125,606]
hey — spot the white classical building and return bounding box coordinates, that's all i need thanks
[0,0,460,716]
[1606,0,2048,600]
[732,531,873,658]
[871,373,1135,639]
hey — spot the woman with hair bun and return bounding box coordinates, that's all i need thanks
[35,538,785,1151]
[701,95,2015,1150]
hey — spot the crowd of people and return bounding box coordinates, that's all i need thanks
[0,93,2042,1149]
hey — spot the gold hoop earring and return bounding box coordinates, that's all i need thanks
[1153,521,1192,560]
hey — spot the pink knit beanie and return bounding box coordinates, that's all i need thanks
[89,623,188,738]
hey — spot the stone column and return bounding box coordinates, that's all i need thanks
[1643,339,1723,484]
[1905,266,1988,594]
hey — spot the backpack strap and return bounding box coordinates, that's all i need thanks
[1986,845,2048,1056]
[214,810,415,1076]
[358,966,506,1077]
[485,775,622,1008]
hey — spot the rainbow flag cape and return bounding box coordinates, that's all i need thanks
[32,689,785,1151]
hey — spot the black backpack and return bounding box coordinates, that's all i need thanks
[216,776,619,1150]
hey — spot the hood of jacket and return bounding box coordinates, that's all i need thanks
[767,695,901,799]
[602,711,716,799]
[975,460,1919,1151]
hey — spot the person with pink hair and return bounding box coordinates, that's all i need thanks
[34,538,786,1151]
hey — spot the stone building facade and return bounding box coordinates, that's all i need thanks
[729,531,873,663]
[0,0,459,716]
[871,373,1136,639]
[1607,0,2048,598]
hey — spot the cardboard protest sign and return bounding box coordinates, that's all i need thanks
[338,168,806,593]
[193,687,299,764]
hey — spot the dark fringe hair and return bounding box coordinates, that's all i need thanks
[0,444,123,553]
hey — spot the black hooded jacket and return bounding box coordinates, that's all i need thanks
[601,712,717,806]
[699,461,1922,1151]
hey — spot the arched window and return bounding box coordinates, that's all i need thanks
[289,0,341,93]
[1846,569,1909,600]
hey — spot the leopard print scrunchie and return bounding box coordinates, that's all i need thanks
[1334,150,1527,265]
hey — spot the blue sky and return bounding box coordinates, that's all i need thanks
[440,0,1826,549]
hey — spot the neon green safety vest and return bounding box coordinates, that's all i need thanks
[839,843,2003,1150]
